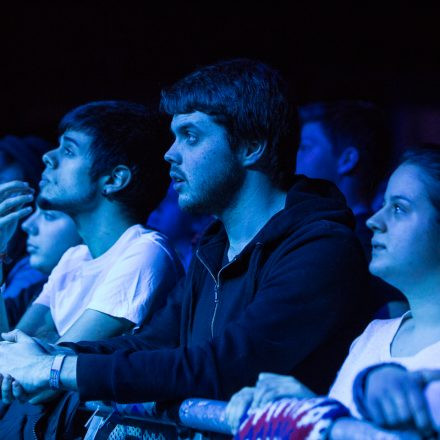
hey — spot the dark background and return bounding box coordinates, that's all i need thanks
[1,3,440,152]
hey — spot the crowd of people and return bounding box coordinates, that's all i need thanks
[0,59,437,439]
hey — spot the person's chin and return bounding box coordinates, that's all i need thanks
[36,193,58,211]
[368,260,383,277]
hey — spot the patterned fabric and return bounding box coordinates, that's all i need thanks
[236,397,349,440]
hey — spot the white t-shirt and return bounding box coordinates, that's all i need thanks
[34,224,181,336]
[329,312,440,418]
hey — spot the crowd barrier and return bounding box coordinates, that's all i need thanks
[81,381,440,439]
[83,398,232,439]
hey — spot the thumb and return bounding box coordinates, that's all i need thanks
[419,369,440,384]
[1,329,32,343]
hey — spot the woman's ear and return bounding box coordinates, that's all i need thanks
[240,141,267,168]
[101,165,132,197]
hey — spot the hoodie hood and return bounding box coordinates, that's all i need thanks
[199,174,355,254]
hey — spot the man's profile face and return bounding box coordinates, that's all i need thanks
[164,111,245,216]
[296,121,339,183]
[38,130,100,214]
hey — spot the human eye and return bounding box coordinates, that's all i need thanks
[63,144,74,157]
[43,211,57,221]
[185,131,198,145]
[392,203,404,214]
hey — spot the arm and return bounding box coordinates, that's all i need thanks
[57,309,133,344]
[353,364,436,435]
[0,230,369,403]
[16,304,59,343]
[59,275,185,355]
[72,231,370,403]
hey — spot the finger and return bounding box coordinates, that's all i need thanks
[251,382,274,409]
[1,374,13,404]
[226,387,254,434]
[406,374,433,434]
[0,206,33,228]
[390,387,412,427]
[0,180,32,195]
[1,329,20,342]
[257,372,283,383]
[12,381,28,403]
[379,395,400,427]
[366,395,387,427]
[419,369,440,383]
[0,193,34,214]
[1,328,33,343]
[0,184,34,204]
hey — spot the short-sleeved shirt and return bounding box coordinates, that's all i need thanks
[329,312,440,417]
[34,224,182,336]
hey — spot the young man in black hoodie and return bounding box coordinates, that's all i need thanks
[0,59,373,406]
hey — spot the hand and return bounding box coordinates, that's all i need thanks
[225,373,315,434]
[225,386,255,434]
[0,329,52,402]
[0,181,34,251]
[330,417,423,440]
[251,373,315,410]
[364,365,434,435]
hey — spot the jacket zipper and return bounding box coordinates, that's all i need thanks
[196,250,235,339]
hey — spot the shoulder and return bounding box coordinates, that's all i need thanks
[113,226,182,273]
[350,317,401,352]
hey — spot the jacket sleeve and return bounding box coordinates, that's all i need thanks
[76,228,369,403]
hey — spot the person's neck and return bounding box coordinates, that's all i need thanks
[219,174,287,261]
[72,204,136,259]
[338,177,370,216]
[401,277,440,332]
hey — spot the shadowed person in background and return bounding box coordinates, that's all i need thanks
[0,136,51,302]
[298,101,408,318]
[3,205,82,329]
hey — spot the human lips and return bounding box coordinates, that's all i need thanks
[170,169,186,190]
[39,171,51,188]
[26,242,38,254]
[170,168,185,183]
[371,240,386,251]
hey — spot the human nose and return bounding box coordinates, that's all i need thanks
[164,140,181,165]
[42,148,57,169]
[22,211,38,235]
[366,208,386,233]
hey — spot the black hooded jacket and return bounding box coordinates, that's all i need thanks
[67,175,374,403]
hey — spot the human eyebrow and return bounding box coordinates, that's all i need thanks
[389,195,412,204]
[61,135,79,147]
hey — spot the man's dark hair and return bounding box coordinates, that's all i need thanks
[299,100,391,196]
[59,100,169,223]
[160,58,299,190]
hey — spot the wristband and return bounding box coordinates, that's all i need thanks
[49,354,67,389]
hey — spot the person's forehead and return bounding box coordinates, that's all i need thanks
[386,164,429,201]
[60,129,94,150]
[300,121,329,143]
[171,111,216,131]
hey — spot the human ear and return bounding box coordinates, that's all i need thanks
[101,165,132,197]
[240,141,267,168]
[337,147,360,176]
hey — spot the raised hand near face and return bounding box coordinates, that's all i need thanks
[0,181,34,252]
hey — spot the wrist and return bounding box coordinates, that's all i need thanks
[35,355,54,390]
[59,355,78,391]
[353,363,407,419]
